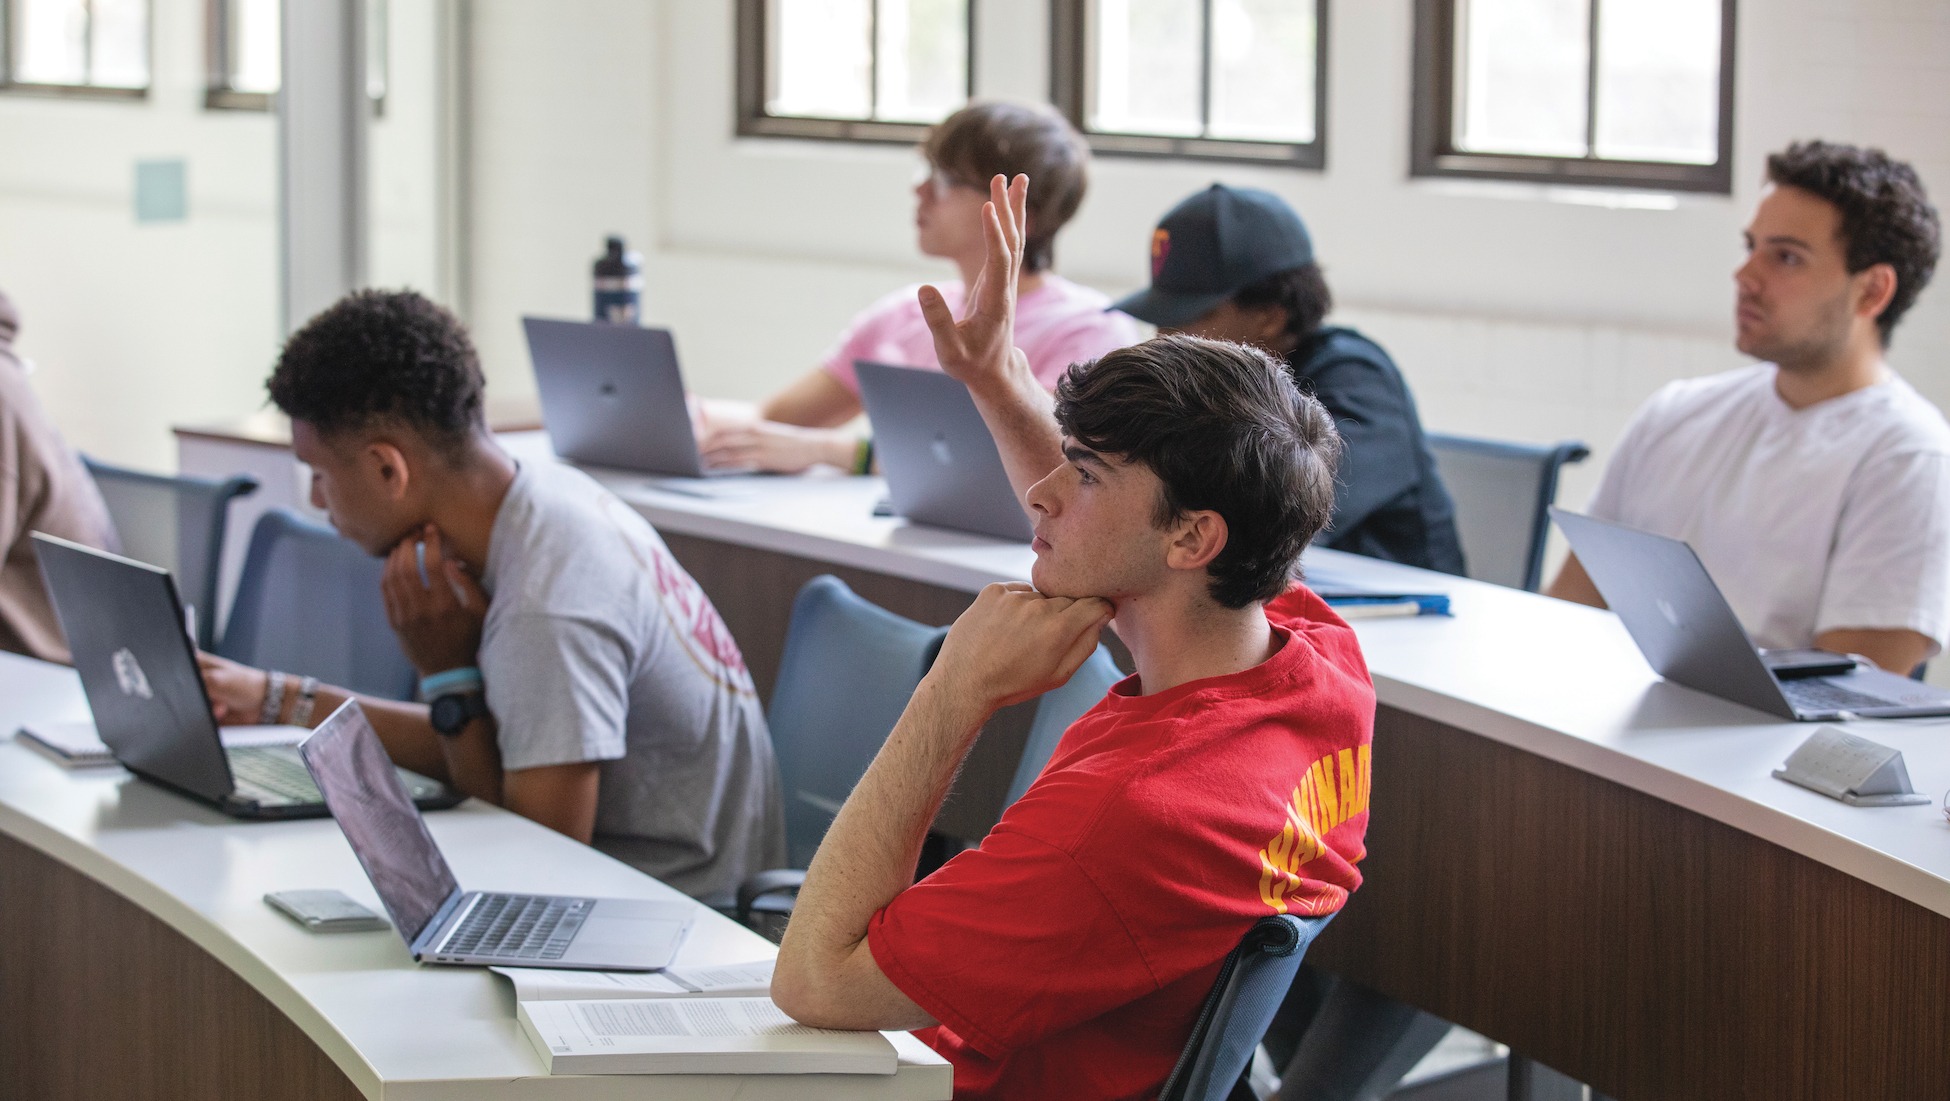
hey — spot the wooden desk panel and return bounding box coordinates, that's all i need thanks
[0,832,364,1101]
[1305,706,1950,1100]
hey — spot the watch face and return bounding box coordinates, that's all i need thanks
[431,693,477,735]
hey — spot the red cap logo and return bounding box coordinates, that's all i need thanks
[1151,228,1172,280]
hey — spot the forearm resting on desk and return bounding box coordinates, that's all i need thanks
[771,678,983,1031]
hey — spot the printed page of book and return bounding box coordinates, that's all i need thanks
[518,996,897,1075]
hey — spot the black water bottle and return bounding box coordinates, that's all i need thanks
[592,236,643,324]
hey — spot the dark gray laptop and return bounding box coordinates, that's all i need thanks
[523,316,718,478]
[855,360,1033,542]
[31,534,460,819]
[1551,509,1950,721]
[301,699,693,970]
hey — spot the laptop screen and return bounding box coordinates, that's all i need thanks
[300,701,460,945]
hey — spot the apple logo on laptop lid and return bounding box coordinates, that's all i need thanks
[112,648,154,700]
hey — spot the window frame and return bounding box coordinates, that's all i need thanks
[0,0,152,100]
[1049,0,1328,169]
[1410,0,1737,194]
[204,0,269,110]
[734,0,977,145]
[203,0,389,116]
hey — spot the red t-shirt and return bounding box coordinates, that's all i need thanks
[867,585,1375,1100]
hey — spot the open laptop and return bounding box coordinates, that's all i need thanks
[523,316,733,482]
[1551,509,1950,721]
[31,534,462,818]
[855,360,1033,542]
[301,699,693,970]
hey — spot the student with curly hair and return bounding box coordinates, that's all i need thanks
[1550,141,1950,677]
[199,290,783,906]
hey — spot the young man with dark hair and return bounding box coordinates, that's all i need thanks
[771,177,1374,1099]
[200,290,783,906]
[1550,141,1950,675]
[0,287,118,662]
[1113,184,1465,575]
[696,100,1137,473]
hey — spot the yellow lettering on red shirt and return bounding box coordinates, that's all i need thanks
[1259,748,1364,913]
[1358,743,1372,814]
[1311,757,1339,834]
[1337,748,1360,825]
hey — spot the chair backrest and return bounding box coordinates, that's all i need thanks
[768,575,948,868]
[1424,434,1589,592]
[217,509,417,700]
[1002,645,1124,808]
[1161,912,1336,1101]
[83,456,257,649]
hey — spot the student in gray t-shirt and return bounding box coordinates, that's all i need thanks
[198,290,782,906]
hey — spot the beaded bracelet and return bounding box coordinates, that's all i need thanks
[289,676,321,728]
[851,437,876,476]
[258,670,288,725]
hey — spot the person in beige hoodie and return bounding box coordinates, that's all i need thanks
[0,289,117,662]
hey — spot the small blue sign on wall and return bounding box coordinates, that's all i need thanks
[134,159,188,223]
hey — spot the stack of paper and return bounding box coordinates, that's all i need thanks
[493,960,775,1002]
[516,996,898,1075]
[15,721,309,769]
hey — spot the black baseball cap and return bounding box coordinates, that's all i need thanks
[1111,184,1316,329]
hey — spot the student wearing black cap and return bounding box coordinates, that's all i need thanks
[1115,184,1465,576]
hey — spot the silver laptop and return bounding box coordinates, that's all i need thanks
[1552,509,1950,721]
[300,699,693,970]
[523,316,726,480]
[32,533,460,820]
[855,360,1033,542]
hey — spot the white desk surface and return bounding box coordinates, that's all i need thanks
[590,466,1950,922]
[0,653,949,1101]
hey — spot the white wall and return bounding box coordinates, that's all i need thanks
[466,0,1950,533]
[0,0,450,471]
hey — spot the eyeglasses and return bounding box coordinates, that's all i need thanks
[913,163,980,200]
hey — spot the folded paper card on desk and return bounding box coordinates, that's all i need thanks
[1771,726,1932,807]
[16,720,307,769]
[494,959,774,1001]
[517,996,897,1075]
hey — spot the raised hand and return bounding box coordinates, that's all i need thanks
[918,174,1031,395]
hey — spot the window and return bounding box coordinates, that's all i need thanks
[1412,0,1735,192]
[736,0,972,143]
[1,0,149,97]
[205,0,389,113]
[1052,0,1326,167]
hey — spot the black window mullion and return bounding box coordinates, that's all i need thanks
[1583,0,1600,159]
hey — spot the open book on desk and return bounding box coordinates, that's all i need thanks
[493,959,774,1001]
[517,995,898,1075]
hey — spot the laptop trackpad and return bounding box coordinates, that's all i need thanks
[558,899,693,969]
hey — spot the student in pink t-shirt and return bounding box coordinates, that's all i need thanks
[696,101,1138,474]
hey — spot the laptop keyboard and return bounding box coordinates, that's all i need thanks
[442,894,593,961]
[1782,679,1895,713]
[228,746,323,804]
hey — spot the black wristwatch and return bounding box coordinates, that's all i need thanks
[429,690,490,736]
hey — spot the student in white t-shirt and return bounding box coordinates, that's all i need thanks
[694,101,1138,474]
[1549,140,1949,675]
